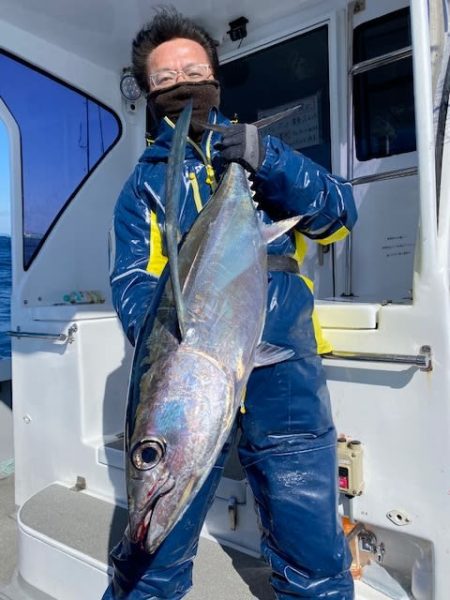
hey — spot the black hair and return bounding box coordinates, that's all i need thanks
[132,7,219,94]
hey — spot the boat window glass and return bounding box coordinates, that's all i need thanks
[353,8,416,161]
[0,120,11,360]
[219,25,331,170]
[0,52,121,269]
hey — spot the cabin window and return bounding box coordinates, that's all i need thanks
[353,8,416,161]
[0,52,121,269]
[219,25,331,170]
[0,120,11,359]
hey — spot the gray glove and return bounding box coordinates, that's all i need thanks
[217,123,265,173]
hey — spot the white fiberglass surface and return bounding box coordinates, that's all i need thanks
[0,0,328,70]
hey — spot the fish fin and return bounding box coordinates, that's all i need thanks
[252,105,303,130]
[261,216,302,244]
[165,101,192,339]
[192,105,302,134]
[254,342,295,367]
[191,120,227,134]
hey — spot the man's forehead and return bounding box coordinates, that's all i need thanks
[148,38,210,71]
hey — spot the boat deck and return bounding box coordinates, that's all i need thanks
[0,474,274,599]
[0,475,394,600]
[0,475,16,592]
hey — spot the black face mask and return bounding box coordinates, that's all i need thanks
[148,80,220,137]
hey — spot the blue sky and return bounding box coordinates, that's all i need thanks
[0,120,10,236]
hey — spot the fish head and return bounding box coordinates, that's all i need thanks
[128,348,235,554]
[127,434,175,549]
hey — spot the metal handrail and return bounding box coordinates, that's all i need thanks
[351,167,418,186]
[8,324,78,344]
[323,345,432,371]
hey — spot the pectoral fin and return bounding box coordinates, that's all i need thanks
[261,216,302,244]
[254,342,295,367]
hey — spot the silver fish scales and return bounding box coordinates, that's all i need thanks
[126,104,299,553]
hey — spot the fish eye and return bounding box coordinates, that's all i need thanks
[131,438,166,471]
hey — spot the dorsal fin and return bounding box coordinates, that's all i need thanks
[165,101,192,339]
[191,104,303,134]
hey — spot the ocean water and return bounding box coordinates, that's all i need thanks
[0,235,11,359]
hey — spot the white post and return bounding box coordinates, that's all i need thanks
[410,0,438,284]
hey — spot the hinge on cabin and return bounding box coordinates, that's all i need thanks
[353,0,366,14]
[71,476,86,492]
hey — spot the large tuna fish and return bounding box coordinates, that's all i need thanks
[125,103,299,553]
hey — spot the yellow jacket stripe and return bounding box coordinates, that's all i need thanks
[292,232,332,354]
[293,230,308,266]
[300,275,333,355]
[146,210,168,277]
[316,225,350,245]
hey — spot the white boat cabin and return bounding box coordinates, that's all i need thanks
[1,0,450,598]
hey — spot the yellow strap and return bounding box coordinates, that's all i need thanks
[189,172,203,213]
[293,230,308,266]
[317,225,350,245]
[146,210,168,277]
[291,232,332,353]
[190,130,217,190]
[205,164,216,188]
[164,115,217,192]
[240,386,247,414]
[300,275,333,355]
[204,130,217,190]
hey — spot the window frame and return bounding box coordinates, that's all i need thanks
[219,24,332,171]
[218,11,343,178]
[351,7,416,163]
[0,49,123,270]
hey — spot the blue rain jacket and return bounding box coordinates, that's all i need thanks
[109,109,357,354]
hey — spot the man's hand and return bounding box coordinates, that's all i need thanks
[217,123,264,173]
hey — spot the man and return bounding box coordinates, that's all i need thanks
[104,7,357,600]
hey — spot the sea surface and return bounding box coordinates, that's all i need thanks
[0,235,11,359]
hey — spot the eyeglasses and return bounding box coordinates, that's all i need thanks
[149,64,212,89]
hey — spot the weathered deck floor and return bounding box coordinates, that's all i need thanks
[0,475,274,599]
